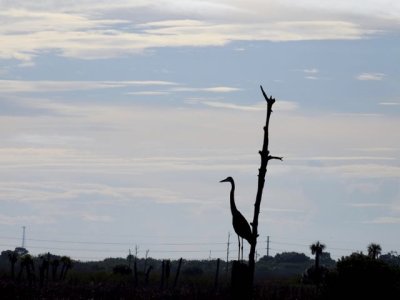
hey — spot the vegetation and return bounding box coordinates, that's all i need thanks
[1,244,399,299]
[321,252,400,300]
[367,243,382,259]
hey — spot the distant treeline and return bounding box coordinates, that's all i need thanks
[1,249,400,299]
[0,250,335,280]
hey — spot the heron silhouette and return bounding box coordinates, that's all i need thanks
[220,176,253,260]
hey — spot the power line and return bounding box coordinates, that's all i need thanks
[0,243,226,254]
[0,236,227,246]
[1,234,390,261]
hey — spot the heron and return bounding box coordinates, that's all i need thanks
[220,176,253,260]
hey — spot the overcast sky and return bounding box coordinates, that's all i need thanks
[0,0,399,261]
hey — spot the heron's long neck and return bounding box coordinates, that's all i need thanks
[230,181,237,214]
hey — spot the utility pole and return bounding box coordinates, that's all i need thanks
[266,236,270,257]
[22,226,26,248]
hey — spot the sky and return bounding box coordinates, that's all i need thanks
[0,0,399,262]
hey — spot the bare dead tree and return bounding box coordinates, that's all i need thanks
[248,86,282,284]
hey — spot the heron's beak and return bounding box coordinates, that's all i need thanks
[220,178,228,183]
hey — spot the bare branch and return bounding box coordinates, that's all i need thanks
[260,85,275,105]
[267,155,283,161]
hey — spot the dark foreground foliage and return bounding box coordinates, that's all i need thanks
[0,277,319,300]
[1,250,400,299]
[320,253,400,300]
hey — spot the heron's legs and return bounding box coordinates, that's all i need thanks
[241,238,244,261]
[237,235,240,261]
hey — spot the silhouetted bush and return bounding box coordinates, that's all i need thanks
[321,253,400,300]
[113,264,132,275]
[182,266,203,277]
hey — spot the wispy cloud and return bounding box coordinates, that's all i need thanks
[201,101,264,111]
[347,203,389,208]
[171,86,241,93]
[0,213,55,225]
[366,217,400,224]
[303,68,319,74]
[81,214,113,223]
[125,91,170,96]
[327,164,400,178]
[293,68,320,80]
[295,156,395,161]
[265,207,305,213]
[379,102,400,106]
[0,1,380,62]
[331,112,383,117]
[0,80,177,93]
[350,147,397,153]
[0,181,200,205]
[356,72,386,81]
[199,100,298,111]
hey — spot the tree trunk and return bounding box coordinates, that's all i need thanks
[248,86,281,288]
[231,261,251,300]
[173,258,183,289]
[214,258,220,291]
[160,260,165,290]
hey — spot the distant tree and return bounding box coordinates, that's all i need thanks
[274,252,310,264]
[18,254,34,283]
[310,241,326,271]
[14,247,28,256]
[127,253,134,268]
[319,252,336,268]
[165,260,171,287]
[113,264,132,275]
[380,251,400,267]
[144,265,153,286]
[51,258,60,281]
[367,243,382,260]
[38,253,51,286]
[182,266,204,277]
[3,250,19,278]
[59,256,73,280]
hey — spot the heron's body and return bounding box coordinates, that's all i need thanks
[220,176,253,260]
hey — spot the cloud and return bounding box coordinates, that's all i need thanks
[171,86,241,93]
[201,101,264,111]
[366,217,400,224]
[303,68,319,74]
[323,164,400,179]
[81,214,113,223]
[379,102,400,106]
[199,100,298,111]
[0,0,383,62]
[264,207,305,213]
[125,91,170,96]
[350,147,397,153]
[203,86,241,93]
[0,80,177,93]
[347,203,389,208]
[293,156,395,161]
[0,213,55,225]
[0,67,9,76]
[331,113,383,117]
[356,72,386,81]
[0,180,201,205]
[292,68,320,80]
